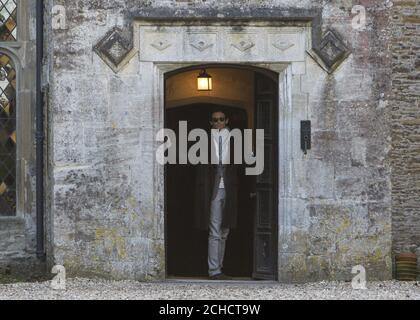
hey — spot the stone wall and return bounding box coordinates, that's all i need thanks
[390,0,420,267]
[44,0,397,282]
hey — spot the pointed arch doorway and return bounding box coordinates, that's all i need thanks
[164,65,279,280]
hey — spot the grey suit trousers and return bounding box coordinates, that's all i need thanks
[208,188,230,277]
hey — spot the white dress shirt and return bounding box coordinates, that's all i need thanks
[212,128,230,189]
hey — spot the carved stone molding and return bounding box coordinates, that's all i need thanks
[93,19,350,74]
[137,23,306,62]
[93,27,137,73]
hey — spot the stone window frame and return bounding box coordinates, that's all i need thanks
[0,3,33,220]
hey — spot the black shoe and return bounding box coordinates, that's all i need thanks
[209,273,233,281]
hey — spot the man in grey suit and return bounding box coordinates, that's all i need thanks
[193,109,239,281]
[208,110,232,280]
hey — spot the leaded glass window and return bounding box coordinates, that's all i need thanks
[0,0,17,41]
[0,53,16,216]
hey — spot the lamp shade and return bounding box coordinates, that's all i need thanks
[197,69,213,91]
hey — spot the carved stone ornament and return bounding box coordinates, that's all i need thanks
[272,42,295,52]
[151,39,172,51]
[93,27,137,73]
[308,29,351,73]
[232,39,255,52]
[190,40,214,52]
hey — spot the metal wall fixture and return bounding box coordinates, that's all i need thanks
[301,121,312,155]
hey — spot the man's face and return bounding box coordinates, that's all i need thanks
[210,112,229,130]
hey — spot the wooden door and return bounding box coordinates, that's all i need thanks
[252,72,279,280]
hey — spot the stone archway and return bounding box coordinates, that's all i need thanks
[155,61,291,281]
[163,64,281,280]
[136,21,300,282]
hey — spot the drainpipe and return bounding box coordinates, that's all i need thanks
[36,0,45,260]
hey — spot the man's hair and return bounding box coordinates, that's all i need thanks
[210,108,229,120]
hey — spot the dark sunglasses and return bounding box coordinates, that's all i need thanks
[212,117,226,123]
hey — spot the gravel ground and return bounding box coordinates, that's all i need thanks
[0,279,419,300]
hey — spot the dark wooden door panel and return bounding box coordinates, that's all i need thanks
[253,73,279,280]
